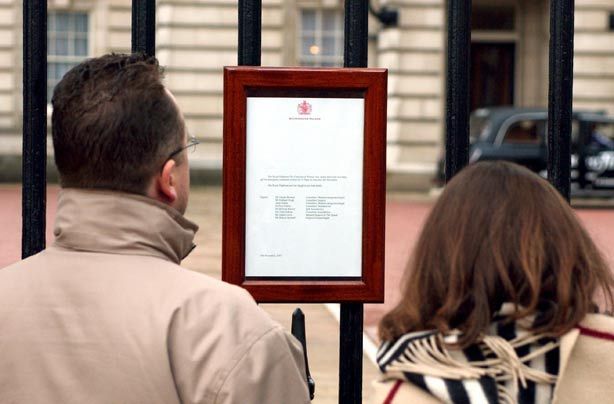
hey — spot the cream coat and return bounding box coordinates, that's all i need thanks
[372,313,614,404]
[0,189,310,404]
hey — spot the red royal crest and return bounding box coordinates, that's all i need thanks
[297,100,312,115]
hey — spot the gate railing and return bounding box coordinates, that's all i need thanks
[22,0,47,260]
[21,1,576,403]
[445,0,574,200]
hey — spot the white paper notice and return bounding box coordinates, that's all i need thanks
[245,97,364,278]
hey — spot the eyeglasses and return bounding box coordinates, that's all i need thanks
[168,135,199,160]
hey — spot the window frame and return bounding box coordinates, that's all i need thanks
[47,10,91,102]
[494,113,547,146]
[296,7,344,67]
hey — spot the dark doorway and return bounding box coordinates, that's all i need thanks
[470,42,515,112]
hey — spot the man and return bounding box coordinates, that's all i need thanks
[0,54,310,403]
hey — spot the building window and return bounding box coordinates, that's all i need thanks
[47,11,89,101]
[298,9,344,67]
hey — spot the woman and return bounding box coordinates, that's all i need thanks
[374,161,614,404]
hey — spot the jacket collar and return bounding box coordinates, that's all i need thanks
[53,188,199,264]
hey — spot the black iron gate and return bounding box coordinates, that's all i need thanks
[21,0,575,403]
[445,0,574,199]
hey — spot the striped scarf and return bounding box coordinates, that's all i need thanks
[377,305,561,404]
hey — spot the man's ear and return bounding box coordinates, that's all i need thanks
[155,159,178,204]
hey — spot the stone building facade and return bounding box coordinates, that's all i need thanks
[2,0,614,188]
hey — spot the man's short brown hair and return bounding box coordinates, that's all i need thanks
[51,53,185,194]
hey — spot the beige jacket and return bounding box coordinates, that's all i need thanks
[372,313,614,404]
[0,189,310,404]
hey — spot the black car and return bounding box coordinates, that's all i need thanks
[435,107,614,195]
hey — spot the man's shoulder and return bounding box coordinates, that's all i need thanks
[166,265,257,307]
[0,251,46,278]
[169,267,274,327]
[101,252,263,318]
[0,247,261,319]
[126,255,273,328]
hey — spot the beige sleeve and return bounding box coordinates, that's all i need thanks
[167,284,310,404]
[214,326,310,404]
[371,379,443,404]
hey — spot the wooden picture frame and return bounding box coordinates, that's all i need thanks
[222,66,386,303]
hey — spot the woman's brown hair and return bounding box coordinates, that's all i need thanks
[379,161,614,348]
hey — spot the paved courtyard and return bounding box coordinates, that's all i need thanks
[2,184,614,403]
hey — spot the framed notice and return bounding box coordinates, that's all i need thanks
[222,67,386,303]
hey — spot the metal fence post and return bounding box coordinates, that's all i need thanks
[340,2,368,403]
[132,0,156,56]
[445,0,471,182]
[22,0,47,259]
[344,0,368,68]
[547,0,574,201]
[238,0,262,66]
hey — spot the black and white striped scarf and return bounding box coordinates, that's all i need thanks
[377,305,561,404]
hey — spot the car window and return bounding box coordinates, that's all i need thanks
[470,114,490,143]
[588,122,614,149]
[571,120,579,145]
[503,119,545,145]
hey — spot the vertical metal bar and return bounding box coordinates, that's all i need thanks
[339,303,364,404]
[344,0,368,68]
[22,0,47,259]
[238,0,262,66]
[547,0,574,201]
[132,0,156,56]
[445,0,471,182]
[341,2,368,403]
